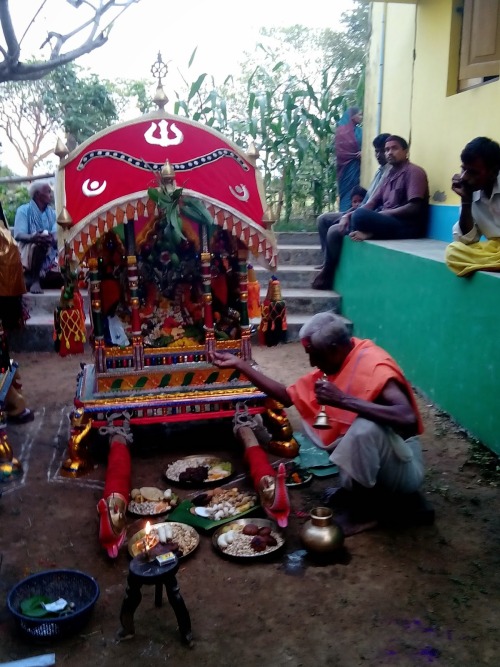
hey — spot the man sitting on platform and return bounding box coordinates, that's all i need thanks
[313,135,429,290]
[315,132,391,270]
[445,136,500,277]
[211,312,433,529]
[14,181,61,294]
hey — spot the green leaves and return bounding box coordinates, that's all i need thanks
[188,74,208,103]
[21,596,54,618]
[166,4,369,222]
[147,187,160,203]
[181,197,214,228]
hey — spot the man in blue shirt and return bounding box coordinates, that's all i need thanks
[14,181,60,294]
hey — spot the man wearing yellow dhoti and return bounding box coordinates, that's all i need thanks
[445,137,500,277]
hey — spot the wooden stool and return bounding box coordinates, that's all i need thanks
[119,549,193,646]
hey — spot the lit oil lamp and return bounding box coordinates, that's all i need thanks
[141,521,158,559]
[144,521,152,558]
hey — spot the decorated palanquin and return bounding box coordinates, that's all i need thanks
[55,107,286,474]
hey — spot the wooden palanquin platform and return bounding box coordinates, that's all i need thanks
[55,111,278,443]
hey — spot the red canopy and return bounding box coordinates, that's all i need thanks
[57,112,277,267]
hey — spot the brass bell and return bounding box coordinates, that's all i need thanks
[313,406,330,430]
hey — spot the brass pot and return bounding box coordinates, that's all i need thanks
[300,506,344,555]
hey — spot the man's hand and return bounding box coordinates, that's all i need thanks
[451,172,474,202]
[338,214,351,233]
[314,378,348,408]
[209,351,241,369]
[32,232,52,246]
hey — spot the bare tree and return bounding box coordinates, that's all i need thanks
[0,77,57,174]
[0,0,141,83]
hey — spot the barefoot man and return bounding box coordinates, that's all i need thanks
[14,181,60,294]
[313,135,429,290]
[211,312,432,529]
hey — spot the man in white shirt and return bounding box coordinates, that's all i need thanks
[445,137,500,276]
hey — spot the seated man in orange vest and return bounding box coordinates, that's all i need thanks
[211,312,433,527]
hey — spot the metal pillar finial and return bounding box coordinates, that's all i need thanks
[151,51,169,111]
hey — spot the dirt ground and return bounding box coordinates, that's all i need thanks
[1,343,500,667]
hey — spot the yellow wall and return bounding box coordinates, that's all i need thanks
[364,0,500,207]
[362,2,415,187]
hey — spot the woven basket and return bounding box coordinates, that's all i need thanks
[7,569,100,640]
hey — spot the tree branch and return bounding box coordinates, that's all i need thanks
[0,0,140,83]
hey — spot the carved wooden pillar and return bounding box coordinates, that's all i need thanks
[125,219,144,370]
[88,257,106,373]
[201,226,215,356]
[237,242,252,361]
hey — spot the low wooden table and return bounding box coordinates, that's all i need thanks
[119,547,193,646]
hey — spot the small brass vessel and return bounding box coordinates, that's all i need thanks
[300,506,344,556]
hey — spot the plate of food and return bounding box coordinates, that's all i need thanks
[164,455,233,486]
[128,520,200,560]
[127,486,179,517]
[167,485,259,531]
[191,486,257,520]
[212,518,285,560]
[285,462,313,488]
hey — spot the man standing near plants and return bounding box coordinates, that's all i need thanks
[14,181,61,294]
[312,135,429,290]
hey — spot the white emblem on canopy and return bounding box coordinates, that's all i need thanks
[144,120,184,147]
[82,179,107,197]
[229,184,249,202]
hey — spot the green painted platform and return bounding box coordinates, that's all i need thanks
[335,238,500,456]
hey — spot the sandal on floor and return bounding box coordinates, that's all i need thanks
[7,408,35,424]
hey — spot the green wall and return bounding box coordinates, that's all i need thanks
[335,242,500,454]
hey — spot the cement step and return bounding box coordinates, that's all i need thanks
[23,290,90,317]
[255,263,320,289]
[276,244,323,266]
[260,286,340,315]
[7,290,90,353]
[276,231,320,245]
